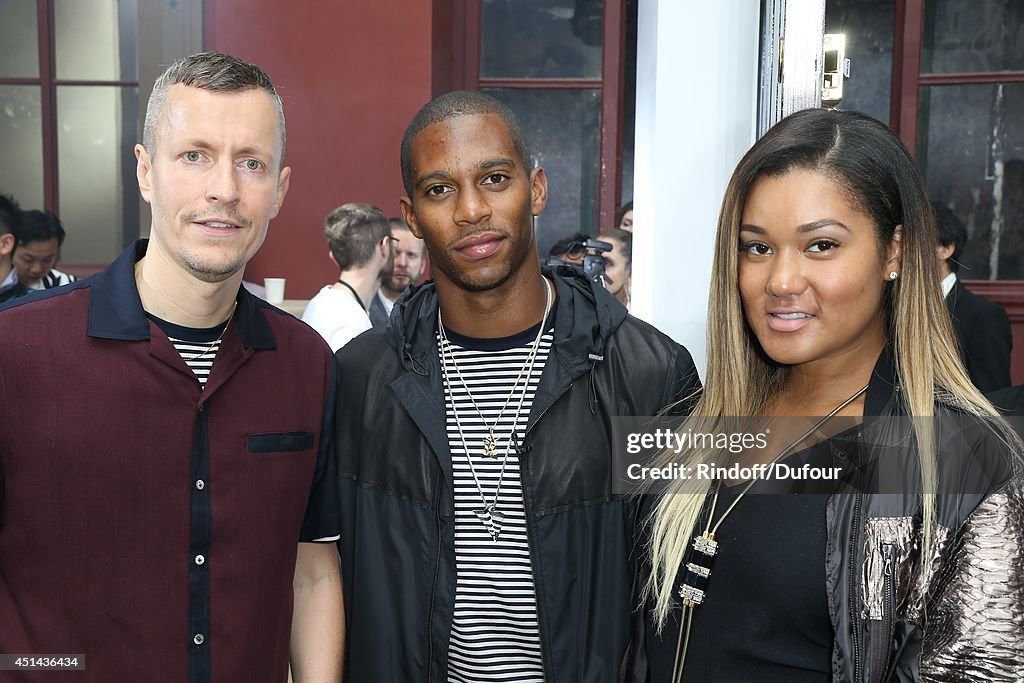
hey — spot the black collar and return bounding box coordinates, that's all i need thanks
[87,239,276,349]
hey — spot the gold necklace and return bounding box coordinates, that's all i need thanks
[184,303,237,363]
[671,383,868,682]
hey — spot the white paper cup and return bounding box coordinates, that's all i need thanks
[264,277,286,304]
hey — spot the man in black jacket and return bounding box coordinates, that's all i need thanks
[934,203,1013,393]
[334,91,700,681]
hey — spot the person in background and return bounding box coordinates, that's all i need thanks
[12,209,77,290]
[601,227,632,308]
[616,200,633,232]
[547,231,590,267]
[933,202,1012,393]
[302,203,393,351]
[369,216,425,330]
[0,194,29,304]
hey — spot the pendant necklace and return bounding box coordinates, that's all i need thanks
[671,383,868,682]
[438,278,553,541]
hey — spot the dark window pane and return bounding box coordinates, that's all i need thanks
[0,0,40,79]
[824,0,895,125]
[620,0,637,207]
[481,0,603,78]
[0,86,44,209]
[55,0,138,81]
[57,85,140,263]
[918,83,1024,280]
[922,0,1024,73]
[482,88,601,256]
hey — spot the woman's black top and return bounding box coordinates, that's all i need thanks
[643,439,839,682]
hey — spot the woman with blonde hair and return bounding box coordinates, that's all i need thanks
[625,108,1024,682]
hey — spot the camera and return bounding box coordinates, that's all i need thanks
[547,238,613,287]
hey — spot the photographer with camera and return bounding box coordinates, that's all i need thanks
[548,230,631,309]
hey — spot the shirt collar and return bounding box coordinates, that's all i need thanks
[940,271,957,299]
[87,239,276,349]
[0,266,18,294]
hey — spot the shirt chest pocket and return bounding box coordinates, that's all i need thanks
[247,431,315,454]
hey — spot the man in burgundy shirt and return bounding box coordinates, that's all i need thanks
[0,52,343,680]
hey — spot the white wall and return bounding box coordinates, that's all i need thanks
[631,0,761,378]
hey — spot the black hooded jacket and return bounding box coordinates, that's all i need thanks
[334,269,700,682]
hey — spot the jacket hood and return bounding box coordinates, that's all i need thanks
[385,265,629,380]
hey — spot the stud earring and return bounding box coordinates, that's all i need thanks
[889,271,898,281]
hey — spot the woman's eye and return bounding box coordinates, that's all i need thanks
[740,242,771,256]
[808,240,839,253]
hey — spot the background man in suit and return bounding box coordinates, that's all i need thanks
[369,217,425,329]
[934,202,1013,393]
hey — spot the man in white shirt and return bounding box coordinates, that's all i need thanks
[369,217,426,329]
[303,203,393,351]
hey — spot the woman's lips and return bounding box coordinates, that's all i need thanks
[766,311,813,332]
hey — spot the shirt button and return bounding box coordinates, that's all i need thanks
[195,479,205,490]
[195,554,205,566]
[194,633,205,645]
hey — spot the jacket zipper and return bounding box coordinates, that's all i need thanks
[520,383,572,681]
[873,543,897,682]
[425,480,443,682]
[849,493,863,682]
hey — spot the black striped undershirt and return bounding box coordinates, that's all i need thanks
[439,318,553,683]
[147,314,230,388]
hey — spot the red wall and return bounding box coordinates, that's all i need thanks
[205,0,433,299]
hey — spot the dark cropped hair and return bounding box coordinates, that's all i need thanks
[615,201,633,229]
[144,51,285,162]
[16,209,66,246]
[0,194,20,237]
[324,203,391,271]
[400,90,532,197]
[932,202,967,273]
[549,232,589,258]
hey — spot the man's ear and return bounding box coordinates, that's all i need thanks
[0,233,14,258]
[936,242,955,262]
[529,167,548,217]
[268,166,291,220]
[135,144,153,204]
[400,197,422,239]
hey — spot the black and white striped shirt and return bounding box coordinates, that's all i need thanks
[148,315,229,388]
[439,320,553,683]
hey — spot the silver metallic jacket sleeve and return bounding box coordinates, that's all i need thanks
[920,481,1024,681]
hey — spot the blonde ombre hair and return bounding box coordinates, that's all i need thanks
[644,108,1015,629]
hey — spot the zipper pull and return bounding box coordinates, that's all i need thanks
[883,544,895,577]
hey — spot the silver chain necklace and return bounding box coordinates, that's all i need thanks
[438,279,553,541]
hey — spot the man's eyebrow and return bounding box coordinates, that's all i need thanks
[414,170,451,189]
[477,157,517,171]
[182,139,275,160]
